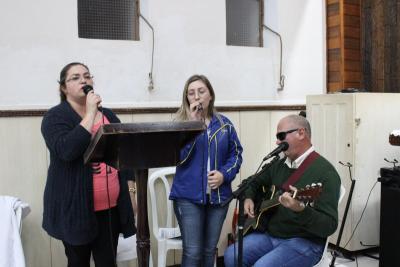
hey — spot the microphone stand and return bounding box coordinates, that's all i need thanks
[329,161,355,266]
[222,155,280,267]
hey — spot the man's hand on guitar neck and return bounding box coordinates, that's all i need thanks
[244,198,256,218]
[279,185,306,213]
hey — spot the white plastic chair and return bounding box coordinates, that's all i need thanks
[313,184,346,267]
[148,167,182,267]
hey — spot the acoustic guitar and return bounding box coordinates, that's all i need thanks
[243,183,323,235]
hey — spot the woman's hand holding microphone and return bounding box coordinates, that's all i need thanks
[189,101,204,121]
[80,85,102,132]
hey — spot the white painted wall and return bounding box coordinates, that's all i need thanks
[0,0,326,109]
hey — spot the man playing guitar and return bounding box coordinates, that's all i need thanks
[224,114,341,267]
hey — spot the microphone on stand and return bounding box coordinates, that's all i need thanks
[82,85,102,111]
[263,142,289,161]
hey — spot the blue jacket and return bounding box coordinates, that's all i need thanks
[41,101,136,245]
[170,114,243,204]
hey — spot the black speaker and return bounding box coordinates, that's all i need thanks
[379,167,400,267]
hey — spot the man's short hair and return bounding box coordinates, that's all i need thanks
[285,115,311,138]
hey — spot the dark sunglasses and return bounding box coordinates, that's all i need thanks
[276,128,299,141]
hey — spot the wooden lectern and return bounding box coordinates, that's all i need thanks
[84,121,205,267]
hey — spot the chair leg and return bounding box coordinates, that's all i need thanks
[157,242,167,267]
[214,248,217,267]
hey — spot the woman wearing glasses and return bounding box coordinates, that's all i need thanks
[170,74,243,267]
[41,62,136,267]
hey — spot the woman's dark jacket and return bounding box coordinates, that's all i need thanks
[41,101,136,245]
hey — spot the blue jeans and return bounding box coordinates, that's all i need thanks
[173,199,228,267]
[224,232,324,267]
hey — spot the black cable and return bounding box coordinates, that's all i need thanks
[102,112,117,267]
[105,169,117,267]
[233,199,238,267]
[343,181,378,249]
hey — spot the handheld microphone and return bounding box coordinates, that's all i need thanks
[196,103,203,112]
[82,85,102,111]
[263,142,289,161]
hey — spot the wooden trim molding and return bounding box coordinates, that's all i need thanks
[0,105,305,118]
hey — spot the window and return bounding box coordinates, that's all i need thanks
[78,0,139,41]
[226,0,264,47]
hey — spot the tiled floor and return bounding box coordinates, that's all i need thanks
[213,253,380,267]
[322,250,379,267]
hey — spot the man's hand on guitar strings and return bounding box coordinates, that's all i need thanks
[278,185,306,213]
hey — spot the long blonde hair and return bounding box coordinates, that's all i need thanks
[176,74,218,121]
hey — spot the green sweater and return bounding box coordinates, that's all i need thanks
[245,155,341,244]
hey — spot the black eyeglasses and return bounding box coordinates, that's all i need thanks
[65,74,94,83]
[276,128,299,141]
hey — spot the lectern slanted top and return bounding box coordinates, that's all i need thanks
[84,121,205,169]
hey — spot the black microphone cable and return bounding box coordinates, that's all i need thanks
[84,85,117,267]
[101,110,117,267]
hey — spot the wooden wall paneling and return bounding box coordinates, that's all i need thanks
[344,26,360,38]
[327,2,340,16]
[132,113,173,122]
[50,238,67,267]
[328,82,343,91]
[344,71,361,82]
[328,71,342,83]
[344,0,359,4]
[361,0,372,92]
[327,0,343,93]
[362,0,385,92]
[344,38,360,50]
[344,3,360,15]
[0,108,307,266]
[384,0,399,92]
[118,114,134,123]
[344,14,360,27]
[344,81,362,88]
[328,14,341,26]
[237,111,270,185]
[344,60,361,71]
[0,117,51,267]
[343,48,360,61]
[328,25,340,38]
[329,60,341,71]
[326,0,361,92]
